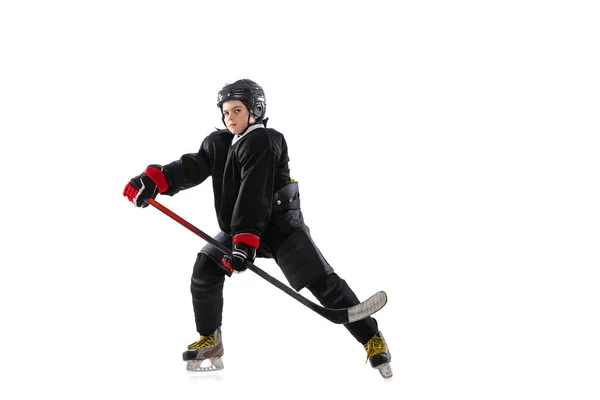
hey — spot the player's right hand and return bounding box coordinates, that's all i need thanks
[123,165,169,208]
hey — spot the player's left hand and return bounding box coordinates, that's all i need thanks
[230,233,259,271]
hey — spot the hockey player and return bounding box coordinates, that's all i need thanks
[123,79,392,378]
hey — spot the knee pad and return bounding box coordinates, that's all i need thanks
[306,273,357,306]
[191,253,225,295]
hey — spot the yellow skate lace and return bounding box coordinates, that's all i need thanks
[363,335,387,362]
[187,333,217,350]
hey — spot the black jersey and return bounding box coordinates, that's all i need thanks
[161,122,291,237]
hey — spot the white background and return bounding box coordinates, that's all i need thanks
[1,1,599,399]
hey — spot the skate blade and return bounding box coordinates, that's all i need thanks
[186,358,224,373]
[377,363,393,379]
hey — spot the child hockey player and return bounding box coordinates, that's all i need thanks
[123,79,392,378]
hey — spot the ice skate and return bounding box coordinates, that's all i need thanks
[182,328,224,372]
[364,331,392,379]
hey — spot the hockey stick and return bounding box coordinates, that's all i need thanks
[146,198,387,324]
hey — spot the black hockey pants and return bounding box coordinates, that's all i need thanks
[190,229,379,344]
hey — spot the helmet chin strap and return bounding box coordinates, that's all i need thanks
[237,114,257,136]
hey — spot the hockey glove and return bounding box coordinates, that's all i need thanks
[123,165,169,208]
[221,255,235,275]
[224,233,260,272]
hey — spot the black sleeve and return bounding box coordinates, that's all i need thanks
[230,135,278,236]
[161,141,212,196]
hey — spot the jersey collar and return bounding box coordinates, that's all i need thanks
[232,123,265,146]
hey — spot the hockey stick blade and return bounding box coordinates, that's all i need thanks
[318,290,388,324]
[146,198,388,324]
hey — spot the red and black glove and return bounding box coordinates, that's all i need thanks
[221,233,259,273]
[123,165,169,208]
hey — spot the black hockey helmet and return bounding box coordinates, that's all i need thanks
[217,79,266,119]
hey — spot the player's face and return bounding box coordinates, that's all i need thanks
[222,100,256,134]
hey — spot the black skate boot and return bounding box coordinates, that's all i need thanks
[182,328,224,372]
[364,331,392,379]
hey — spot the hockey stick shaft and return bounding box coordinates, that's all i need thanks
[146,198,386,324]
